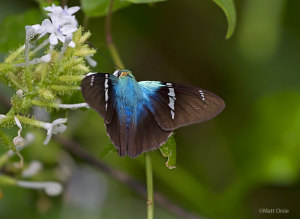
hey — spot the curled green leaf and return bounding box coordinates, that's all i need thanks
[212,0,236,39]
[159,135,176,169]
[100,143,117,158]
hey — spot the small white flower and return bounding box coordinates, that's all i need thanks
[25,24,41,39]
[16,180,63,196]
[40,53,52,63]
[44,4,80,17]
[44,182,63,196]
[44,4,79,29]
[85,55,98,67]
[43,118,67,145]
[40,14,77,47]
[22,160,43,178]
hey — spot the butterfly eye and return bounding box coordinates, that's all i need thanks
[113,70,121,77]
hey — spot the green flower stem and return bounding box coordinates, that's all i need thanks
[105,0,154,218]
[16,115,48,129]
[145,152,154,219]
[107,43,124,69]
[31,99,89,109]
[31,99,60,108]
[58,75,85,82]
[25,38,30,64]
[58,36,72,61]
[79,31,92,44]
[31,39,50,54]
[50,85,80,92]
[0,154,9,168]
[0,174,17,186]
[5,45,25,63]
[7,73,27,91]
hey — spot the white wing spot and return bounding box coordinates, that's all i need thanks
[104,74,109,111]
[90,75,95,86]
[199,89,205,101]
[166,83,176,119]
[168,87,175,97]
[171,110,175,119]
[113,70,119,77]
[168,99,174,110]
[87,72,97,76]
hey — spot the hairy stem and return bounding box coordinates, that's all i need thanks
[145,152,154,219]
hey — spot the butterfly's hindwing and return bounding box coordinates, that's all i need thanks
[139,82,225,131]
[81,73,118,123]
[105,106,172,158]
[127,107,173,157]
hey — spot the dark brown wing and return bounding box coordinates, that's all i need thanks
[81,73,118,124]
[105,106,172,158]
[144,82,225,131]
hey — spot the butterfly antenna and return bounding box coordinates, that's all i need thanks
[131,56,149,72]
[85,42,123,70]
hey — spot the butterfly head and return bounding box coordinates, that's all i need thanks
[113,70,135,79]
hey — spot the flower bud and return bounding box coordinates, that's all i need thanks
[16,89,24,98]
[13,136,25,146]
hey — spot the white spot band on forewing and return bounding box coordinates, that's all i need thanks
[104,74,109,111]
[166,83,176,119]
[199,89,205,101]
[90,75,95,86]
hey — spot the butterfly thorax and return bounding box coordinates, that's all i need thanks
[115,76,145,126]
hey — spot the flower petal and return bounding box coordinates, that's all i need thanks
[40,54,51,63]
[52,124,67,134]
[57,34,66,43]
[25,24,41,38]
[44,3,62,13]
[67,6,80,15]
[41,19,54,33]
[52,118,68,125]
[49,33,58,45]
[68,41,75,48]
[61,25,77,35]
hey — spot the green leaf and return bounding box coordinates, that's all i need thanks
[81,0,166,18]
[81,0,130,18]
[100,143,117,158]
[0,9,42,52]
[159,135,176,169]
[212,0,236,39]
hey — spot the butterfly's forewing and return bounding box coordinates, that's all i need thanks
[139,82,225,131]
[81,73,118,124]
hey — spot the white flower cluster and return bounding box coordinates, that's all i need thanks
[26,4,80,48]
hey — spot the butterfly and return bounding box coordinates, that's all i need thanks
[81,70,225,158]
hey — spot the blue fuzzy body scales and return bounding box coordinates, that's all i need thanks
[81,70,225,158]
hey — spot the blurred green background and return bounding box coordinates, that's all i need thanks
[1,0,300,218]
